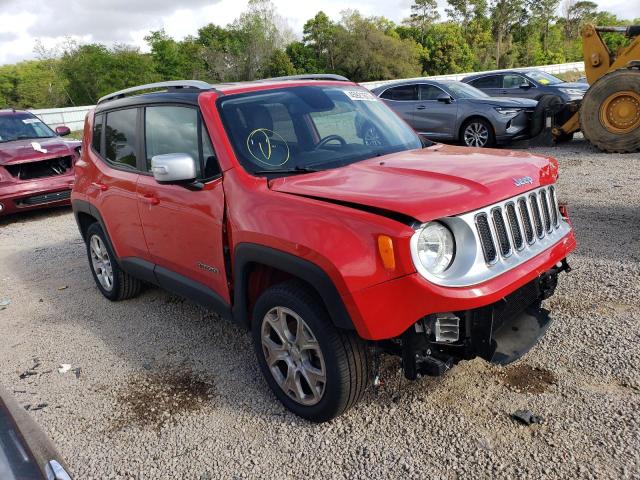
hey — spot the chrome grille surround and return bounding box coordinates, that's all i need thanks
[410,185,571,287]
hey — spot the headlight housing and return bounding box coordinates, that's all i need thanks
[494,107,522,115]
[414,222,455,275]
[559,88,586,99]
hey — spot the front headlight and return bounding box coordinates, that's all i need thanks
[415,222,455,275]
[494,107,522,115]
[559,88,585,98]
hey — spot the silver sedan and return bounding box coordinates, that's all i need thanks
[371,80,538,148]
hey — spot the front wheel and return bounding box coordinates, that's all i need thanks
[461,118,495,148]
[252,280,370,422]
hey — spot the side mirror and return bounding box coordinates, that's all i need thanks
[55,126,71,136]
[519,81,532,89]
[436,93,453,104]
[151,153,197,184]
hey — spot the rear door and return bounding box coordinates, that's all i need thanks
[412,84,457,139]
[468,75,503,97]
[136,104,230,303]
[378,84,419,128]
[89,108,149,261]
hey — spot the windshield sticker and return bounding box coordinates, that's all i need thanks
[538,79,550,85]
[246,128,290,167]
[22,118,43,124]
[343,90,377,101]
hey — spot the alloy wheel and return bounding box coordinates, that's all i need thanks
[260,306,326,406]
[464,122,490,147]
[89,235,114,291]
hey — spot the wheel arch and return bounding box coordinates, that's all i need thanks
[72,199,120,265]
[232,243,355,332]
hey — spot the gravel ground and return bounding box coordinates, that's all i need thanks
[0,136,639,479]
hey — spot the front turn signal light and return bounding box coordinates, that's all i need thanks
[377,235,396,270]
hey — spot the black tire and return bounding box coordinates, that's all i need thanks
[555,131,574,143]
[252,280,370,422]
[530,95,564,137]
[85,223,141,301]
[460,117,496,148]
[580,69,640,153]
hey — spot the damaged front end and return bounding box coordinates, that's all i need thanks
[391,260,570,380]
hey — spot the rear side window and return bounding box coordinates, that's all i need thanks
[145,105,220,179]
[380,85,419,101]
[470,76,500,89]
[92,114,103,153]
[105,109,138,169]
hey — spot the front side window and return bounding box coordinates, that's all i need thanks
[144,105,220,179]
[503,74,528,89]
[470,76,500,89]
[380,85,419,101]
[419,84,446,100]
[105,109,138,169]
[218,85,422,175]
[0,112,55,143]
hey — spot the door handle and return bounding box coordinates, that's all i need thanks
[416,105,427,110]
[91,182,108,192]
[140,193,159,206]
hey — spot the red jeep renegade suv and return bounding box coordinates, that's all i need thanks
[71,76,576,422]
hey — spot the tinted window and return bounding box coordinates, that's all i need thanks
[92,114,103,153]
[145,106,220,179]
[380,85,418,101]
[105,109,138,169]
[470,76,500,89]
[419,84,446,100]
[503,74,528,88]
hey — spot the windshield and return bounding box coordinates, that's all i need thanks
[0,112,55,143]
[445,82,489,99]
[526,71,564,86]
[218,85,422,175]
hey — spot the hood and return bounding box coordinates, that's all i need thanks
[269,144,558,222]
[0,137,80,166]
[465,97,537,108]
[555,82,589,90]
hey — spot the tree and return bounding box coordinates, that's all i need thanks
[303,12,339,70]
[407,0,441,44]
[446,0,488,28]
[529,0,561,54]
[561,0,598,38]
[285,42,322,74]
[490,0,525,68]
[261,49,295,77]
[422,23,475,74]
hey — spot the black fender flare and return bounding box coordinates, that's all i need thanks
[232,243,354,331]
[71,199,119,265]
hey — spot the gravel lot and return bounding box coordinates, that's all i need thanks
[1,136,639,479]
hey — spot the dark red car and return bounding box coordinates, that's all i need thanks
[72,77,576,422]
[0,110,79,216]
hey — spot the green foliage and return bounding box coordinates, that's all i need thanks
[0,0,635,109]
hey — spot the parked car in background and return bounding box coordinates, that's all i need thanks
[72,77,575,422]
[576,76,588,84]
[371,80,537,147]
[462,69,588,104]
[0,110,79,216]
[0,384,72,479]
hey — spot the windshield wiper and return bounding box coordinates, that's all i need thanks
[253,166,322,175]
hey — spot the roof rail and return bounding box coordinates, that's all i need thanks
[258,74,351,83]
[97,80,213,104]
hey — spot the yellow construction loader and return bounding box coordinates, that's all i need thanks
[553,24,640,153]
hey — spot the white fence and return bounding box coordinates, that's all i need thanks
[360,61,585,89]
[28,61,585,127]
[28,105,93,131]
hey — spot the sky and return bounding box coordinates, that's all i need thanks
[0,0,636,65]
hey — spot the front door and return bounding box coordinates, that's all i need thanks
[136,105,229,303]
[412,84,457,139]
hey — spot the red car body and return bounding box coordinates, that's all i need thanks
[71,78,575,419]
[0,110,79,216]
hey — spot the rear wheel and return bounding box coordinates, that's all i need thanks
[85,223,141,301]
[461,118,495,148]
[580,69,640,153]
[252,280,370,422]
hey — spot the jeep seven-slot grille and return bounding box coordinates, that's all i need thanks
[475,186,562,265]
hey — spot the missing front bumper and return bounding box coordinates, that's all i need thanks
[399,261,569,379]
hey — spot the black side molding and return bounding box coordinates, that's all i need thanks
[232,243,354,331]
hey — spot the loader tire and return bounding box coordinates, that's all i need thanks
[580,69,640,153]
